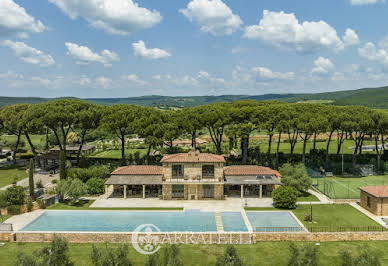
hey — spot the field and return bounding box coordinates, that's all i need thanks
[0,241,388,266]
[313,175,388,199]
[90,148,148,159]
[292,204,383,229]
[0,165,27,188]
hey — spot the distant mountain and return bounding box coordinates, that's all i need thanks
[0,85,387,108]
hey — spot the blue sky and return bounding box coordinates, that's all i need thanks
[0,0,388,98]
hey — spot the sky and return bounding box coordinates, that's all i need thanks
[0,0,388,98]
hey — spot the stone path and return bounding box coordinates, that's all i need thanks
[0,173,59,191]
[214,212,224,232]
[297,189,333,205]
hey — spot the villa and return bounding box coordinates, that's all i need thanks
[104,150,282,200]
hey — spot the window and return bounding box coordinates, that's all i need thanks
[172,185,184,198]
[172,165,184,178]
[367,196,371,208]
[202,165,215,178]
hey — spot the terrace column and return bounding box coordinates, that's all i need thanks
[143,185,146,199]
[241,185,244,199]
[124,185,127,199]
[105,185,108,199]
[259,185,263,199]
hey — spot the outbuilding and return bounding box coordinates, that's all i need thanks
[359,186,388,216]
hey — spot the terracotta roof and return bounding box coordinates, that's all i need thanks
[112,165,163,175]
[224,165,281,177]
[160,151,225,163]
[359,186,388,198]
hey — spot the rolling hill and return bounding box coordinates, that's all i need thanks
[0,85,387,108]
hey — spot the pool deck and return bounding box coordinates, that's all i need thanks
[4,210,45,231]
[90,197,274,212]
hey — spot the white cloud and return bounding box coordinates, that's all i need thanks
[0,0,46,38]
[122,74,148,86]
[358,42,388,65]
[180,0,243,36]
[197,71,225,84]
[95,76,113,89]
[350,0,384,5]
[343,28,360,46]
[0,70,24,80]
[252,67,295,81]
[243,10,345,53]
[132,40,171,59]
[152,74,172,80]
[2,40,55,67]
[311,57,335,75]
[48,0,162,35]
[65,42,119,67]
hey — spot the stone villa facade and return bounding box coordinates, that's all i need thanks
[105,150,282,200]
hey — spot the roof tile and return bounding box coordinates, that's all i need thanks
[112,165,163,175]
[224,165,281,177]
[359,186,388,198]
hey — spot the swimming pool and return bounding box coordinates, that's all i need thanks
[22,210,218,232]
[221,212,248,232]
[246,211,305,232]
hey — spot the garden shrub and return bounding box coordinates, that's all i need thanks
[279,163,312,193]
[51,179,58,184]
[17,152,34,160]
[37,199,46,209]
[7,204,21,215]
[216,245,245,266]
[86,178,106,195]
[5,185,25,205]
[36,179,44,189]
[0,191,8,208]
[272,186,298,209]
[91,243,132,266]
[26,199,33,212]
[67,165,111,182]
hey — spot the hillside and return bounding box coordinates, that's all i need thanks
[0,85,387,108]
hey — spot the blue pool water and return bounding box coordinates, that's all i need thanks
[221,212,248,232]
[22,210,218,232]
[247,211,304,232]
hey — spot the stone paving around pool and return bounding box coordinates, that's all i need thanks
[90,197,274,211]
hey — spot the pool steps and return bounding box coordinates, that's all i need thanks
[214,212,224,232]
[240,210,254,232]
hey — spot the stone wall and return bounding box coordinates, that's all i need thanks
[0,232,14,241]
[359,191,388,216]
[214,184,224,200]
[162,184,172,200]
[163,162,224,182]
[1,202,40,216]
[13,231,388,244]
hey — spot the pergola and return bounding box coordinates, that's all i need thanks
[104,175,163,199]
[38,152,60,171]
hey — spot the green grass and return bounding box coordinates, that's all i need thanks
[254,139,376,155]
[90,148,148,159]
[1,241,388,266]
[0,165,28,188]
[0,134,45,149]
[297,192,320,202]
[47,200,183,211]
[292,204,383,229]
[313,175,388,199]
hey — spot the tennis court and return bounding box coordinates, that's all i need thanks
[312,175,388,199]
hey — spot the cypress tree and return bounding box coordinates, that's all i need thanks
[59,151,66,180]
[28,159,35,200]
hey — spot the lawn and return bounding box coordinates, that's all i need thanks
[292,204,384,230]
[47,200,183,211]
[90,148,148,159]
[1,241,388,266]
[297,192,320,202]
[312,175,388,199]
[0,165,28,188]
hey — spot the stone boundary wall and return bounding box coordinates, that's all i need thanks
[0,232,14,241]
[11,231,388,244]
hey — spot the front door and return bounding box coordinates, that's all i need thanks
[202,185,214,198]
